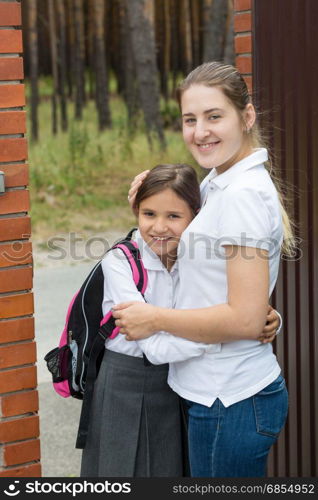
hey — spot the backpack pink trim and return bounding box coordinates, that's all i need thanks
[53,290,80,397]
[99,242,148,340]
[53,380,70,398]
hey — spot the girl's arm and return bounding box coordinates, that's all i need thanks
[113,245,269,343]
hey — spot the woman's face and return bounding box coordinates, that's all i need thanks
[181,84,255,172]
[138,188,193,270]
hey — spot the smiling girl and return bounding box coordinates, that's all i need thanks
[81,163,201,477]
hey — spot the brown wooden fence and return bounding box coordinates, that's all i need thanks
[0,0,40,477]
[235,0,318,477]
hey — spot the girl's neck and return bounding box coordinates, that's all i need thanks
[160,253,177,272]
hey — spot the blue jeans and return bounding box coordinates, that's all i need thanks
[185,375,288,477]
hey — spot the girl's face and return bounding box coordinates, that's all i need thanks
[181,84,255,172]
[138,188,193,270]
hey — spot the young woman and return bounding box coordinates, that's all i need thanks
[112,62,291,477]
[81,163,279,478]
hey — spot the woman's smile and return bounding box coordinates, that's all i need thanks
[181,84,251,171]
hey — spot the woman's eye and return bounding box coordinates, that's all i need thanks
[184,118,196,124]
[209,115,221,120]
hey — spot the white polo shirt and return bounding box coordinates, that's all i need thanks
[102,230,209,361]
[167,148,283,407]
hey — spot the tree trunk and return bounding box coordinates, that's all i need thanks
[48,0,58,134]
[56,0,68,131]
[117,0,139,127]
[191,0,201,67]
[73,0,86,119]
[110,0,123,95]
[162,0,171,100]
[66,0,75,98]
[28,0,39,141]
[87,0,95,99]
[93,0,111,130]
[125,0,165,148]
[170,0,179,92]
[223,0,235,65]
[180,0,193,74]
[203,0,228,62]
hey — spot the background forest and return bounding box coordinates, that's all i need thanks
[22,0,235,239]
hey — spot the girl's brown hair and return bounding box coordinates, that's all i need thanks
[134,163,200,217]
[176,61,295,255]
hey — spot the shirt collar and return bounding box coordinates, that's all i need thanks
[133,229,178,272]
[204,148,268,190]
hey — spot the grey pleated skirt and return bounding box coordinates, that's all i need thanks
[80,349,189,477]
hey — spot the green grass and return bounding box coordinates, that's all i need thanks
[27,91,198,239]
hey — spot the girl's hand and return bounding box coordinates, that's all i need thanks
[112,301,159,340]
[259,305,280,344]
[127,170,150,208]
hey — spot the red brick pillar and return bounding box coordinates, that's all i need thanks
[0,1,40,477]
[234,0,252,92]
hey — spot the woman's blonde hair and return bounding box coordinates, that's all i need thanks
[176,61,295,256]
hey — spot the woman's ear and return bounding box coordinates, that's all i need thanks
[244,103,256,132]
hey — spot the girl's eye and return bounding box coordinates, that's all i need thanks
[169,214,180,219]
[143,211,154,217]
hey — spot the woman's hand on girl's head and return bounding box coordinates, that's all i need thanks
[128,170,150,209]
[112,301,159,340]
[258,305,280,344]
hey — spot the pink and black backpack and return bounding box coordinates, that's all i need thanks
[44,228,148,448]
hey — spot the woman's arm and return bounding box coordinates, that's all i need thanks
[104,248,208,362]
[113,245,269,343]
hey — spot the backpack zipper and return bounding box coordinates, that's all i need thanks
[79,261,101,392]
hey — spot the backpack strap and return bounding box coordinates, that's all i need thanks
[98,238,148,339]
[75,237,148,449]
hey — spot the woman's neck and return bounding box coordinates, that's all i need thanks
[215,143,253,175]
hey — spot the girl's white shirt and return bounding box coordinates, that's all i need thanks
[168,148,283,407]
[101,229,209,362]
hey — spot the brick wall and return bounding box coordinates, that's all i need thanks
[0,0,40,477]
[234,0,252,92]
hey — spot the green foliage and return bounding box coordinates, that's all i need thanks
[27,90,196,237]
